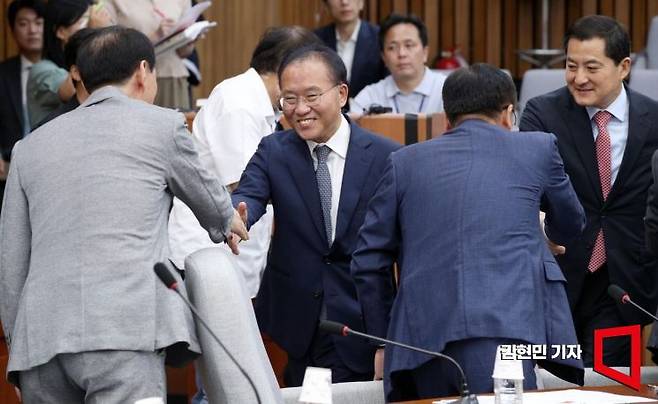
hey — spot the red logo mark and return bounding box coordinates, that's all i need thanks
[593,325,641,390]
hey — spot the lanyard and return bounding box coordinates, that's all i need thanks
[393,93,426,114]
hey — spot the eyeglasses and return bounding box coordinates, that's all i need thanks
[279,84,341,110]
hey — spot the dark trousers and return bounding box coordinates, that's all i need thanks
[389,337,536,401]
[284,327,373,387]
[574,264,632,367]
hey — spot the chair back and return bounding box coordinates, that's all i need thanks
[184,247,283,404]
[518,69,565,116]
[629,69,658,101]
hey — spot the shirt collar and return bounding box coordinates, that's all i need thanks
[586,86,628,123]
[306,114,350,159]
[384,67,432,97]
[20,55,34,71]
[335,19,361,44]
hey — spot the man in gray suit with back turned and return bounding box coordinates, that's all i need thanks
[0,26,248,403]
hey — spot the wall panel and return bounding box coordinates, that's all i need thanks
[0,0,657,106]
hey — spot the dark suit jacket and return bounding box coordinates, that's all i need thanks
[521,86,658,326]
[0,56,24,162]
[314,20,388,99]
[232,121,400,373]
[351,119,585,401]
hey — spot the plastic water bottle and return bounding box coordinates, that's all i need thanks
[493,377,523,404]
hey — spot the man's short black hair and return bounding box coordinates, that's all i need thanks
[379,13,428,51]
[76,26,156,94]
[278,43,347,86]
[563,15,630,65]
[442,63,517,126]
[250,26,322,75]
[64,27,97,70]
[7,0,45,29]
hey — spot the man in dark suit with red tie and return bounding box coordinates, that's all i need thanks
[521,15,658,366]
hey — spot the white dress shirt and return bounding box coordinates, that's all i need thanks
[335,20,361,82]
[168,68,275,297]
[586,86,629,185]
[305,115,351,243]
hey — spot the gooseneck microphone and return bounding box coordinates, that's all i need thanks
[319,320,479,404]
[154,262,262,404]
[607,284,658,322]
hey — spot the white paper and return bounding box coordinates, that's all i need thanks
[154,21,217,56]
[298,367,333,404]
[433,389,656,404]
[153,1,212,46]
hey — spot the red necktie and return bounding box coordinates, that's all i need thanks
[588,110,613,272]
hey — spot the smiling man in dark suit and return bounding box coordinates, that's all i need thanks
[521,15,658,367]
[232,44,399,386]
[314,0,387,99]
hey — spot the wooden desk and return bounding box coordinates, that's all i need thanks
[394,384,658,403]
[354,113,447,145]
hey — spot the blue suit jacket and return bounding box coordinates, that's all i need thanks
[521,87,658,326]
[351,120,586,400]
[232,120,400,373]
[315,21,388,98]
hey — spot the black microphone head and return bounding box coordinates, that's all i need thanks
[319,320,348,336]
[608,284,628,303]
[154,262,178,289]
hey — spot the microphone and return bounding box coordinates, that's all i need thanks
[153,262,262,404]
[607,284,658,322]
[319,320,479,404]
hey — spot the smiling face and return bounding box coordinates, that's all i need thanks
[280,56,348,144]
[565,37,630,109]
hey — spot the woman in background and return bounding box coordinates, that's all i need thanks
[27,0,111,128]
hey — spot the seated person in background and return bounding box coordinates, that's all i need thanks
[33,27,96,129]
[351,64,585,401]
[27,0,111,128]
[350,13,445,115]
[314,0,387,99]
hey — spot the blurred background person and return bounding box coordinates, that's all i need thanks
[0,0,45,214]
[314,0,387,102]
[350,13,445,115]
[26,0,111,128]
[32,27,97,129]
[105,0,196,110]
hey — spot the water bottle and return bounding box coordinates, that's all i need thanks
[493,377,523,404]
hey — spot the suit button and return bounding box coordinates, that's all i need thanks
[313,291,322,299]
[323,257,331,265]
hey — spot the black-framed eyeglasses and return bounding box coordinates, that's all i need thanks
[279,84,341,110]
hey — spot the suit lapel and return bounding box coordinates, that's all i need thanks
[285,134,326,240]
[334,123,373,242]
[607,89,649,202]
[563,91,604,204]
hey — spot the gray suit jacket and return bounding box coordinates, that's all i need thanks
[0,86,234,384]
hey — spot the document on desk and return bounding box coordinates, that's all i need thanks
[433,389,656,404]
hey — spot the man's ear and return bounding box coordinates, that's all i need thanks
[134,60,149,88]
[500,104,514,130]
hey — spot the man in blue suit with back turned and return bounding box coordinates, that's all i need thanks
[232,44,400,386]
[351,64,586,401]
